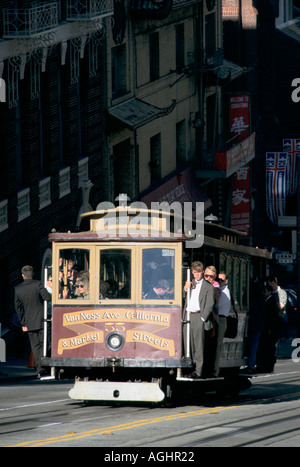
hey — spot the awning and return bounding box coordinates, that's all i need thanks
[223,59,250,81]
[277,18,300,42]
[189,59,250,84]
[140,165,212,212]
[108,98,176,131]
[210,60,250,84]
[197,132,256,179]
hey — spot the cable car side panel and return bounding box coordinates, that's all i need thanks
[51,305,182,360]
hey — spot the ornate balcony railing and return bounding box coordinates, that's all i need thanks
[17,188,30,222]
[66,0,114,21]
[59,167,71,199]
[0,200,8,233]
[39,177,51,210]
[3,3,58,39]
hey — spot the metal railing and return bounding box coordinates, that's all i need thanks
[66,0,114,20]
[3,3,58,38]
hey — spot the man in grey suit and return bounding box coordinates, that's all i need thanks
[14,265,51,377]
[183,261,215,378]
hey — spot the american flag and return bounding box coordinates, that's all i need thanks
[282,139,300,195]
[266,152,287,224]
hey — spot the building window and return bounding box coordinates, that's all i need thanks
[111,44,127,98]
[150,133,161,183]
[206,93,217,156]
[205,13,216,58]
[113,139,132,199]
[176,23,185,73]
[176,120,186,166]
[16,100,23,188]
[57,67,64,167]
[149,32,160,81]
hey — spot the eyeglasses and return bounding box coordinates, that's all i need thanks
[204,274,214,278]
[76,284,85,288]
[218,278,226,282]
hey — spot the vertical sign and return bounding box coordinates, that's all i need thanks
[231,164,250,236]
[266,152,287,224]
[229,94,251,235]
[282,139,300,195]
[230,94,250,139]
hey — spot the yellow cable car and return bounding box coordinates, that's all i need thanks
[42,206,272,403]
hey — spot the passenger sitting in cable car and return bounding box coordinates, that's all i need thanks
[145,279,170,299]
[74,277,89,299]
[100,281,110,299]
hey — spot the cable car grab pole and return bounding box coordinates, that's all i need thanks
[43,267,48,358]
[186,268,191,358]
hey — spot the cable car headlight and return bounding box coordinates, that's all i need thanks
[106,332,125,351]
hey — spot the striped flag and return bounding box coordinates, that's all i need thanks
[282,139,300,195]
[266,152,287,224]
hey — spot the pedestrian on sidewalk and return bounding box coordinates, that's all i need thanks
[258,284,281,373]
[247,281,265,373]
[267,275,288,337]
[14,265,51,378]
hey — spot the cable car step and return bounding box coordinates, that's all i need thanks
[69,380,165,402]
[176,376,224,382]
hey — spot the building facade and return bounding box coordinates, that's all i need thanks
[0,0,113,325]
[0,0,269,326]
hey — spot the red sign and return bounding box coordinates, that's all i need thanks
[215,132,255,171]
[230,164,250,236]
[51,306,182,359]
[230,94,250,138]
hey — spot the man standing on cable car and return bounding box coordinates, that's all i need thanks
[183,261,215,379]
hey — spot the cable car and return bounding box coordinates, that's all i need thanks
[42,203,272,403]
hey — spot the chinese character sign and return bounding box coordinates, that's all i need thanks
[230,94,250,139]
[266,152,287,224]
[282,139,300,195]
[231,164,250,236]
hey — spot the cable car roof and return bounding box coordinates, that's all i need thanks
[48,207,272,259]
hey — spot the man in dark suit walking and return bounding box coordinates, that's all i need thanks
[14,265,51,378]
[183,261,215,378]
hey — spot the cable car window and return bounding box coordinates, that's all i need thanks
[99,249,131,299]
[58,249,90,300]
[142,248,175,299]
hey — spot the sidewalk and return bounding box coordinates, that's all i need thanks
[276,337,295,359]
[0,357,37,382]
